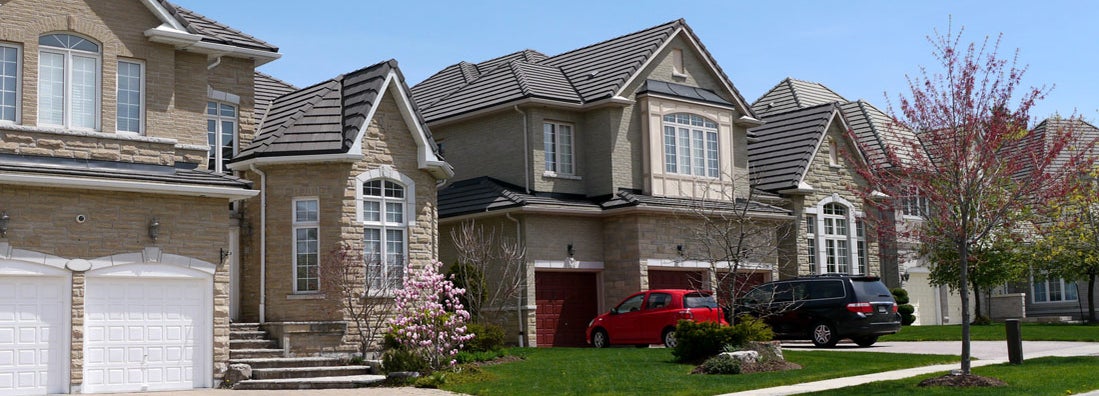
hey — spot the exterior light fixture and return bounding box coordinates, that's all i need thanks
[567,243,575,257]
[149,217,160,242]
[0,211,9,238]
[676,244,684,256]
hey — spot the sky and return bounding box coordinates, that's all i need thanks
[172,0,1099,124]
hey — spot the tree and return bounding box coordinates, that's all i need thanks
[925,231,1028,321]
[1030,168,1099,323]
[853,25,1095,374]
[387,261,473,372]
[320,242,396,358]
[447,220,526,324]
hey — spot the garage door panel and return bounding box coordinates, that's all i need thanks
[0,276,67,396]
[85,277,206,393]
[535,272,598,347]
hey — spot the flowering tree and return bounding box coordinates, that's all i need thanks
[388,261,474,371]
[853,25,1096,375]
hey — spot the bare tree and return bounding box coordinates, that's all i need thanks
[448,220,526,323]
[321,242,395,358]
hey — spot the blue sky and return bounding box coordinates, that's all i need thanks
[174,0,1099,124]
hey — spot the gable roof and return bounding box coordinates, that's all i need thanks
[158,1,278,52]
[748,103,841,192]
[411,19,755,124]
[231,60,452,179]
[1014,117,1099,178]
[254,71,297,117]
[141,0,280,65]
[750,77,919,169]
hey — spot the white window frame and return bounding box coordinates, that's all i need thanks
[901,185,929,218]
[37,33,101,131]
[806,214,817,274]
[806,196,865,275]
[207,100,237,172]
[662,113,719,178]
[1031,276,1078,303]
[543,121,575,176]
[0,43,21,123]
[115,59,144,134]
[356,166,415,292]
[292,197,320,293]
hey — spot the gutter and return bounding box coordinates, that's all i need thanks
[250,164,268,323]
[0,173,257,201]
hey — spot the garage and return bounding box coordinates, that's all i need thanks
[83,263,211,393]
[0,261,69,396]
[648,269,704,290]
[534,271,598,347]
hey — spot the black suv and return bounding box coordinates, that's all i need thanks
[738,275,901,347]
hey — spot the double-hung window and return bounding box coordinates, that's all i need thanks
[806,215,817,274]
[855,219,867,275]
[116,60,143,133]
[1032,277,1077,303]
[822,203,849,274]
[663,113,719,177]
[0,43,19,122]
[207,101,237,172]
[293,198,320,293]
[363,179,407,290]
[38,33,100,130]
[901,186,929,217]
[543,122,574,175]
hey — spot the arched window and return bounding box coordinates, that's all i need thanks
[38,33,100,130]
[362,178,408,290]
[662,113,719,177]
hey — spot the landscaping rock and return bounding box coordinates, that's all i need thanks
[224,363,252,387]
[719,350,759,363]
[386,371,421,380]
[748,341,785,361]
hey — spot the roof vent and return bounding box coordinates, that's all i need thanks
[766,102,775,109]
[587,70,599,79]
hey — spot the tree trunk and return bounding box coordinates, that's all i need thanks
[972,283,983,321]
[959,240,972,374]
[1089,272,1097,324]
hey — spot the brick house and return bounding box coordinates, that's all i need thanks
[412,20,790,347]
[0,0,281,393]
[227,59,452,355]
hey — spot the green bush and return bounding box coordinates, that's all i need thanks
[381,347,428,374]
[698,354,742,375]
[464,322,506,352]
[891,288,917,326]
[456,349,506,364]
[672,318,771,363]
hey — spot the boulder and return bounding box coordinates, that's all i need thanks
[224,363,252,388]
[719,350,759,363]
[748,340,785,361]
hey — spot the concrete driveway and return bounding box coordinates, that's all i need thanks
[93,388,464,396]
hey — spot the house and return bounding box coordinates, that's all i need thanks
[412,19,790,347]
[0,0,278,393]
[748,78,967,326]
[226,59,452,355]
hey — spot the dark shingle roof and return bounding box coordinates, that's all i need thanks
[412,19,754,123]
[639,79,732,107]
[1015,118,1099,177]
[439,177,789,218]
[254,71,297,118]
[236,60,439,162]
[0,154,251,189]
[159,1,278,53]
[748,103,838,192]
[751,78,847,117]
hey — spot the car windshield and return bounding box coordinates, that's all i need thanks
[852,280,893,299]
[684,293,718,308]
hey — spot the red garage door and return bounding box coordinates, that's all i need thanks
[648,269,704,290]
[535,272,598,347]
[717,271,769,307]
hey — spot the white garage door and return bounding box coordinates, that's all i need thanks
[0,276,68,395]
[84,277,209,393]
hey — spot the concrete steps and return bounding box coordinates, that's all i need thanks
[229,322,378,390]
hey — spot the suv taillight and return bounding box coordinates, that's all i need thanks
[846,302,874,313]
[892,303,898,313]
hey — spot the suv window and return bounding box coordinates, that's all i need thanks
[852,280,893,300]
[743,284,773,304]
[684,293,718,308]
[647,293,672,309]
[809,280,846,299]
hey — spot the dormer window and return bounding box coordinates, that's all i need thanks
[38,33,100,130]
[663,113,718,178]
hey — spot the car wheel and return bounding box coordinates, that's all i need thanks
[853,335,878,347]
[811,321,839,348]
[592,329,609,348]
[662,329,677,348]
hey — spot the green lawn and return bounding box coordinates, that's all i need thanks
[881,323,1099,342]
[439,348,958,396]
[804,356,1099,395]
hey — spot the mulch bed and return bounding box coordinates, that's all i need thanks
[466,355,523,368]
[739,360,801,373]
[918,373,1007,388]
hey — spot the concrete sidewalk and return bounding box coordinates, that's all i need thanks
[718,340,1099,396]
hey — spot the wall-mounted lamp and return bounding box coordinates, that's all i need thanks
[676,244,684,256]
[901,271,910,283]
[567,243,575,257]
[148,217,160,242]
[0,211,9,238]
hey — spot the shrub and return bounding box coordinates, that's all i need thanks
[456,348,506,364]
[673,317,774,363]
[698,354,742,375]
[891,288,917,326]
[464,322,506,352]
[381,346,428,374]
[730,315,774,343]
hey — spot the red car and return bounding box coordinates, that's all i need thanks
[586,289,727,348]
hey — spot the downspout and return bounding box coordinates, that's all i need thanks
[250,164,267,323]
[207,55,222,70]
[434,178,448,261]
[513,106,530,194]
[505,212,525,347]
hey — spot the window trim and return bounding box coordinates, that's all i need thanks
[115,58,145,134]
[206,100,238,173]
[900,185,929,219]
[37,33,101,131]
[0,42,22,124]
[662,112,720,178]
[292,197,320,293]
[356,166,415,293]
[543,121,576,177]
[1031,276,1078,304]
[806,196,865,275]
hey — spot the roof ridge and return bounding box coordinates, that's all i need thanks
[458,61,480,83]
[786,78,803,108]
[852,100,894,166]
[509,61,534,97]
[541,19,681,62]
[758,101,838,119]
[485,177,528,205]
